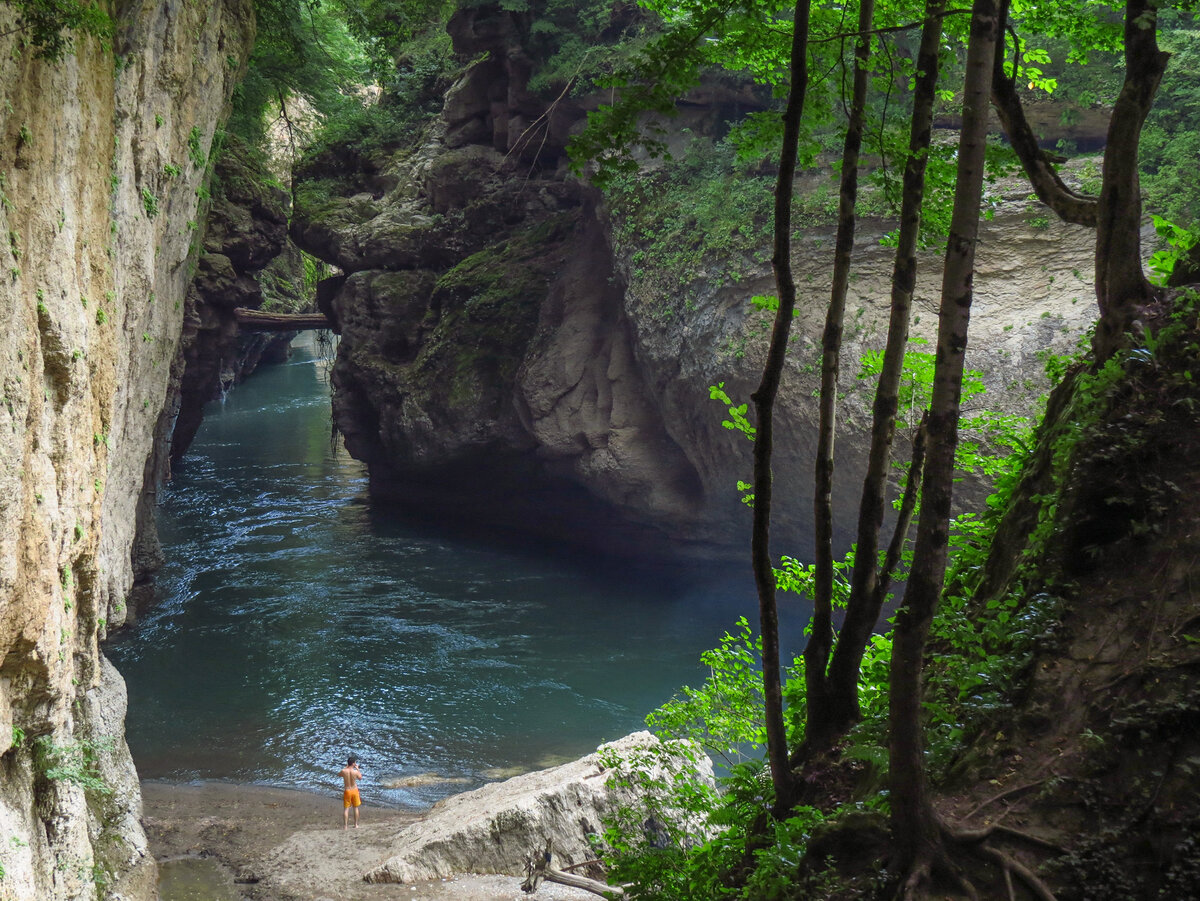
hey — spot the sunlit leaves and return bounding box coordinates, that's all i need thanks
[1148,214,1200,285]
[647,617,772,759]
[709,382,756,440]
[774,553,853,609]
[856,337,1034,477]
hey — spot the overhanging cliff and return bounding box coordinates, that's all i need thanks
[290,5,1098,562]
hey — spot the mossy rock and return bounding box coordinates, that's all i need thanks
[395,211,578,418]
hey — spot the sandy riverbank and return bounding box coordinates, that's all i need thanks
[141,781,600,901]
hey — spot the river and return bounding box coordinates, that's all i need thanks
[107,335,805,808]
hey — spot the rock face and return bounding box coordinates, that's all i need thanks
[169,133,298,463]
[362,731,713,884]
[292,5,1098,561]
[0,4,253,898]
[129,135,314,615]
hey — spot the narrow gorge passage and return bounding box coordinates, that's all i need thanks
[107,336,795,808]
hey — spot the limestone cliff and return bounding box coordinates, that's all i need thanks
[0,3,253,898]
[291,5,1097,561]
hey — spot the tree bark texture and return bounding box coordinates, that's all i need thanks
[805,0,876,752]
[888,0,998,879]
[822,0,945,737]
[1093,0,1169,358]
[752,0,812,814]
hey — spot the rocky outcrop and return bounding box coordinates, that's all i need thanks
[292,4,1097,561]
[360,731,713,884]
[0,3,253,898]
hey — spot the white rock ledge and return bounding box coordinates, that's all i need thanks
[364,731,713,884]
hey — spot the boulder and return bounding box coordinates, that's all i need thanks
[364,731,713,884]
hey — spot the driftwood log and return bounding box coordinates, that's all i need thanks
[232,308,331,331]
[521,841,624,898]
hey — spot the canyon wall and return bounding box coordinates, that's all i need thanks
[292,5,1098,562]
[168,133,311,466]
[0,2,253,898]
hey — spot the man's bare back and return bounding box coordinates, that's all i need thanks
[341,756,363,828]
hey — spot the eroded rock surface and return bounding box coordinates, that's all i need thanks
[360,731,712,884]
[292,5,1097,561]
[0,4,253,897]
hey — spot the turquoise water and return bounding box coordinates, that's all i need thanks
[107,337,805,807]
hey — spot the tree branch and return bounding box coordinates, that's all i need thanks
[990,8,1098,227]
[791,9,973,45]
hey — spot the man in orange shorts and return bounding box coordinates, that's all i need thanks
[340,754,363,829]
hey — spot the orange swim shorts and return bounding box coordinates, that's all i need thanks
[343,787,361,809]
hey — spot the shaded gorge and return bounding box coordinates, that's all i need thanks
[108,335,806,807]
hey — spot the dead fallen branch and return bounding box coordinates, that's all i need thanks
[521,841,624,898]
[233,308,331,332]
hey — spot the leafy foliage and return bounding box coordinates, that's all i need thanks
[857,339,1033,477]
[334,0,454,77]
[647,618,772,762]
[34,735,114,795]
[0,0,112,61]
[515,0,656,95]
[604,137,775,310]
[230,0,455,148]
[1148,214,1200,286]
[601,323,1085,895]
[1137,11,1200,228]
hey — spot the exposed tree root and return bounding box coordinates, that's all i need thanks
[949,821,1065,853]
[963,776,1051,820]
[968,844,1058,901]
[894,818,1061,901]
[895,848,978,901]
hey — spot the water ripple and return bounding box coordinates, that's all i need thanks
[106,336,778,807]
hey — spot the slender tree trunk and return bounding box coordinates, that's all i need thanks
[821,0,946,736]
[888,0,998,885]
[1093,0,1169,359]
[990,1,1098,228]
[873,414,928,611]
[752,0,811,815]
[805,0,876,752]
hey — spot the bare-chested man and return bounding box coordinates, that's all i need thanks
[340,755,363,829]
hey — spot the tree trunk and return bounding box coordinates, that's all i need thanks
[805,0,876,753]
[751,0,811,815]
[821,0,946,737]
[990,0,1098,228]
[233,308,331,331]
[873,414,928,610]
[1093,0,1169,359]
[888,0,998,882]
